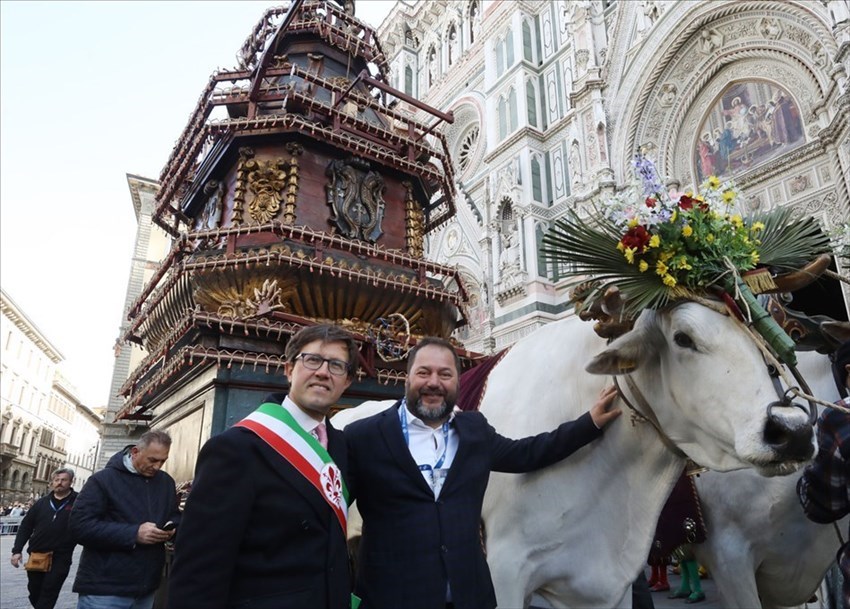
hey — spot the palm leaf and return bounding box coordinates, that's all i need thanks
[751,206,832,270]
[541,211,672,315]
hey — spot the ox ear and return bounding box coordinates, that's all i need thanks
[585,326,649,375]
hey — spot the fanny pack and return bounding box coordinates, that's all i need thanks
[24,551,53,572]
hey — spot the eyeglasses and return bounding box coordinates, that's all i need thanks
[295,353,350,377]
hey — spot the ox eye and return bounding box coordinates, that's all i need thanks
[674,331,696,350]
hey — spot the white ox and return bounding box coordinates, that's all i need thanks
[692,350,846,608]
[335,302,816,608]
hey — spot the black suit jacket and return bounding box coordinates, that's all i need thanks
[168,396,351,609]
[346,401,602,609]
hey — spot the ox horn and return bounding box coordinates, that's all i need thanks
[761,254,832,294]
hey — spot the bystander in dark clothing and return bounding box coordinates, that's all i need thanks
[798,340,850,609]
[10,468,78,609]
[71,431,180,609]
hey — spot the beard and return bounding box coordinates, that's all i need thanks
[406,388,456,424]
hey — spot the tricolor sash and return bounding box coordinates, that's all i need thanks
[235,402,350,533]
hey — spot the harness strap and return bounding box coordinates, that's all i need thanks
[613,374,687,460]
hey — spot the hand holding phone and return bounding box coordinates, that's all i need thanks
[160,521,175,531]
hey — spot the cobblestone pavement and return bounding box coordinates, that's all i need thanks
[1,534,81,609]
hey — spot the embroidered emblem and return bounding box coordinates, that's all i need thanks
[321,462,344,508]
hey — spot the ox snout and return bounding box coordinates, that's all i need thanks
[763,407,814,462]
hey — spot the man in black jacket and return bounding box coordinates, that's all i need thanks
[10,467,78,609]
[71,430,180,609]
[168,324,358,609]
[345,337,620,609]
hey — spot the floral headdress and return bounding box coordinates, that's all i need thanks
[541,155,832,365]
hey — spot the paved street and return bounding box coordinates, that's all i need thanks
[2,530,724,609]
[1,535,81,609]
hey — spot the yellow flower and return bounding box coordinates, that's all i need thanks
[617,241,624,252]
[628,217,639,228]
[639,260,649,272]
[656,261,668,276]
[730,214,743,227]
[750,251,760,265]
[723,190,736,204]
[707,176,720,189]
[682,225,693,237]
[662,274,678,287]
[751,221,765,232]
[676,256,692,270]
[649,235,661,248]
[706,233,715,244]
[624,247,636,264]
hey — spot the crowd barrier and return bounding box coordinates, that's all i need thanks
[0,516,23,535]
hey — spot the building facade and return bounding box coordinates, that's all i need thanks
[0,290,102,503]
[97,175,171,470]
[376,0,850,352]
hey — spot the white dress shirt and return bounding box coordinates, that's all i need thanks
[282,396,325,440]
[401,404,459,499]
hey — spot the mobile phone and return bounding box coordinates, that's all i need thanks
[160,521,175,531]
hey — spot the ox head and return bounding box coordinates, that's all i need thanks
[586,301,814,476]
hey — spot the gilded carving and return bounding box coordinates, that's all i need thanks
[284,142,303,225]
[245,157,288,224]
[194,271,297,320]
[404,181,425,258]
[232,147,254,225]
[325,158,386,242]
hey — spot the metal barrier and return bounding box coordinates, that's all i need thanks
[0,516,23,536]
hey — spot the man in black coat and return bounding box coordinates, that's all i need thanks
[71,430,180,609]
[345,337,620,609]
[168,324,359,609]
[10,467,78,609]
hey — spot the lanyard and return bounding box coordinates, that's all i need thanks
[49,496,70,521]
[399,400,450,475]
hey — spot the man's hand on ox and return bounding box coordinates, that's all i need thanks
[137,521,174,545]
[589,385,621,429]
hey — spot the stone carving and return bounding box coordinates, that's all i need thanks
[576,49,590,73]
[759,17,783,40]
[828,0,850,26]
[789,174,812,195]
[812,41,828,68]
[325,158,386,242]
[569,140,583,186]
[659,83,677,107]
[698,28,723,54]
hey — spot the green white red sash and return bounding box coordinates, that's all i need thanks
[235,402,349,533]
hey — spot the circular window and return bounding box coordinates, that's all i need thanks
[456,125,480,173]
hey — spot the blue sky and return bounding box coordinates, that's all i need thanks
[0,0,393,406]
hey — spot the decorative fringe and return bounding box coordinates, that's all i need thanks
[742,268,777,294]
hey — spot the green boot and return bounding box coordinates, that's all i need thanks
[684,561,705,603]
[668,561,691,599]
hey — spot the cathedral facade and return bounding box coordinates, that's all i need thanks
[375,0,850,352]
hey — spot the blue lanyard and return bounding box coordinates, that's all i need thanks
[399,400,450,474]
[49,497,70,521]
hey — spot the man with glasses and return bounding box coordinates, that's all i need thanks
[168,324,359,609]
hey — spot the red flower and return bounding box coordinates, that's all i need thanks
[620,225,651,251]
[678,195,697,210]
[645,197,657,208]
